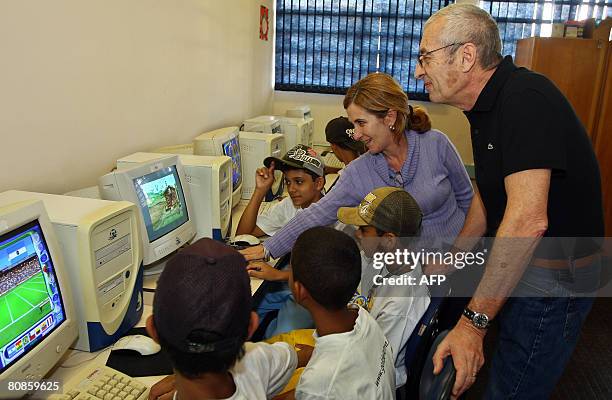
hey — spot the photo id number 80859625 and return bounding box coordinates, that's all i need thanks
[6,379,61,392]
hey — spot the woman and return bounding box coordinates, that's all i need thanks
[242,73,473,261]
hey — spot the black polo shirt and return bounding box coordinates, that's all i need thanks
[465,56,603,250]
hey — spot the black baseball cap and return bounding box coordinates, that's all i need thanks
[153,238,252,354]
[325,116,366,153]
[264,144,325,177]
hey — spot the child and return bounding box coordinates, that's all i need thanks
[337,187,431,388]
[146,238,311,400]
[235,144,325,237]
[324,116,366,174]
[287,226,396,399]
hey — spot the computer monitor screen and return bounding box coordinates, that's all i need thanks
[133,166,189,243]
[0,220,66,374]
[222,136,242,191]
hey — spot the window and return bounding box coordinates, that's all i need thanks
[483,0,612,60]
[275,0,611,101]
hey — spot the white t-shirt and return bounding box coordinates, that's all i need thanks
[295,307,396,400]
[173,341,297,400]
[354,262,430,387]
[256,197,301,236]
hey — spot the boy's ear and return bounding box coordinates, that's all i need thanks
[314,176,325,191]
[246,311,260,340]
[381,232,398,251]
[292,280,310,305]
[146,315,160,344]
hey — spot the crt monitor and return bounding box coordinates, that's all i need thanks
[193,126,243,209]
[0,191,143,352]
[99,155,196,266]
[117,152,233,241]
[0,200,77,399]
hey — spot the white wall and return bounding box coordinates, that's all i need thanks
[272,91,474,165]
[0,0,274,194]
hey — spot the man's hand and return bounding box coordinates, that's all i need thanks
[148,374,175,400]
[432,318,485,399]
[239,244,265,261]
[247,261,289,281]
[255,163,275,192]
[296,343,314,368]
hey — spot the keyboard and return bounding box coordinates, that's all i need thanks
[321,151,345,169]
[49,365,149,400]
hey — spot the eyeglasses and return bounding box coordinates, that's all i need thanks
[417,43,464,68]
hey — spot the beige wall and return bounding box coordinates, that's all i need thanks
[0,0,275,194]
[272,91,474,165]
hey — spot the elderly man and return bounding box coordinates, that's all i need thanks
[416,4,603,399]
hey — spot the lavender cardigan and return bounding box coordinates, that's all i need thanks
[264,129,474,258]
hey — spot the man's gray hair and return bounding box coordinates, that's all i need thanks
[425,3,502,70]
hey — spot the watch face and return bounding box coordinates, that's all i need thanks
[473,313,489,329]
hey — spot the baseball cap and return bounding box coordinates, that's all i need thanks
[337,187,423,236]
[325,116,366,154]
[153,238,251,355]
[264,144,325,177]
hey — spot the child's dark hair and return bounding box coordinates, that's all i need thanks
[158,333,247,379]
[291,227,361,309]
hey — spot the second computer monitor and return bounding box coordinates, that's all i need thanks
[193,126,243,209]
[99,155,196,266]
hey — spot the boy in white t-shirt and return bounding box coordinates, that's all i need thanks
[282,226,396,400]
[235,144,325,237]
[146,238,311,400]
[337,187,431,388]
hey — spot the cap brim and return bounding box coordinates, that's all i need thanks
[337,206,369,226]
[263,156,303,172]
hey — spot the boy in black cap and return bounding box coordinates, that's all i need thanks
[324,116,366,174]
[235,144,325,237]
[286,226,396,399]
[146,238,308,400]
[337,187,430,388]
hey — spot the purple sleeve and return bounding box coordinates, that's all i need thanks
[263,166,363,258]
[441,135,473,215]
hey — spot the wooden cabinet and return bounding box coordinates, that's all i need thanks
[593,41,612,236]
[516,33,612,235]
[515,37,607,137]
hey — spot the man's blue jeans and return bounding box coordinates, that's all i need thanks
[484,260,600,399]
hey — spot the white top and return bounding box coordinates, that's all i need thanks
[296,307,396,400]
[172,341,297,400]
[366,264,430,387]
[256,196,301,236]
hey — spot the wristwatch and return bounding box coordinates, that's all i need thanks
[463,307,490,329]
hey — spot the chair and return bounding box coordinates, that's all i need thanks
[419,330,456,400]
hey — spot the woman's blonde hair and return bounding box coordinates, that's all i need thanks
[343,73,431,141]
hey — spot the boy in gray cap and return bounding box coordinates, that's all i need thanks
[147,238,310,400]
[337,187,430,388]
[235,144,325,237]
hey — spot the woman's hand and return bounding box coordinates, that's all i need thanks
[239,244,265,261]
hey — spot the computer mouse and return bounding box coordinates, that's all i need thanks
[113,334,161,356]
[233,234,261,246]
